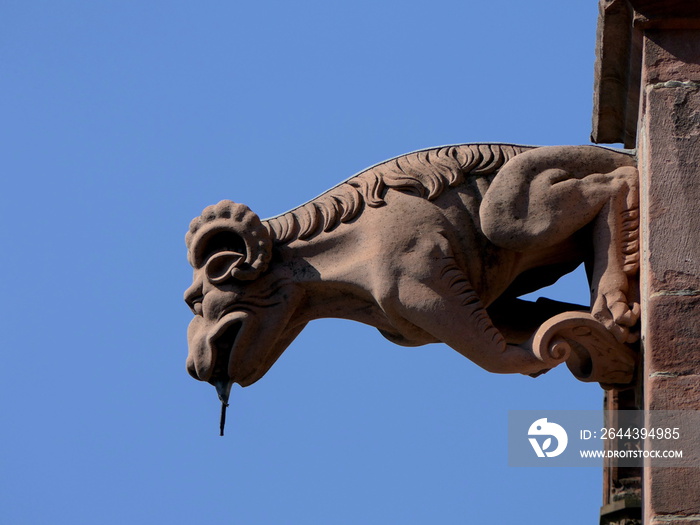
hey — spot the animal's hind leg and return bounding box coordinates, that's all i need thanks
[480,146,636,251]
[480,146,640,342]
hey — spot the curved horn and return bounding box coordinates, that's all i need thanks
[186,200,272,281]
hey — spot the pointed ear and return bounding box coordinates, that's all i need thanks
[205,251,245,284]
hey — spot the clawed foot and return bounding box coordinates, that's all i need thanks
[592,285,640,344]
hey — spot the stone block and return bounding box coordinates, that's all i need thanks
[645,375,700,411]
[643,29,700,85]
[645,295,700,375]
[642,83,700,294]
[646,465,700,515]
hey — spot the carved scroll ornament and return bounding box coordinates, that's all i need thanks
[184,144,640,420]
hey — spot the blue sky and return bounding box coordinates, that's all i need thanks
[2,1,615,523]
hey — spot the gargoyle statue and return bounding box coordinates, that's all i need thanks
[184,144,639,410]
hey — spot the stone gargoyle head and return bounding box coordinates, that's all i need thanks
[184,200,305,400]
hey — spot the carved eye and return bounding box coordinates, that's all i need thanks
[205,251,244,284]
[194,230,248,284]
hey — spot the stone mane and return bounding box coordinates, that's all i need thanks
[264,143,535,244]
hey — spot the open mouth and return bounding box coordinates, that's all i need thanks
[208,313,246,386]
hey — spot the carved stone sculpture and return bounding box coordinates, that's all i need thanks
[184,144,640,408]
